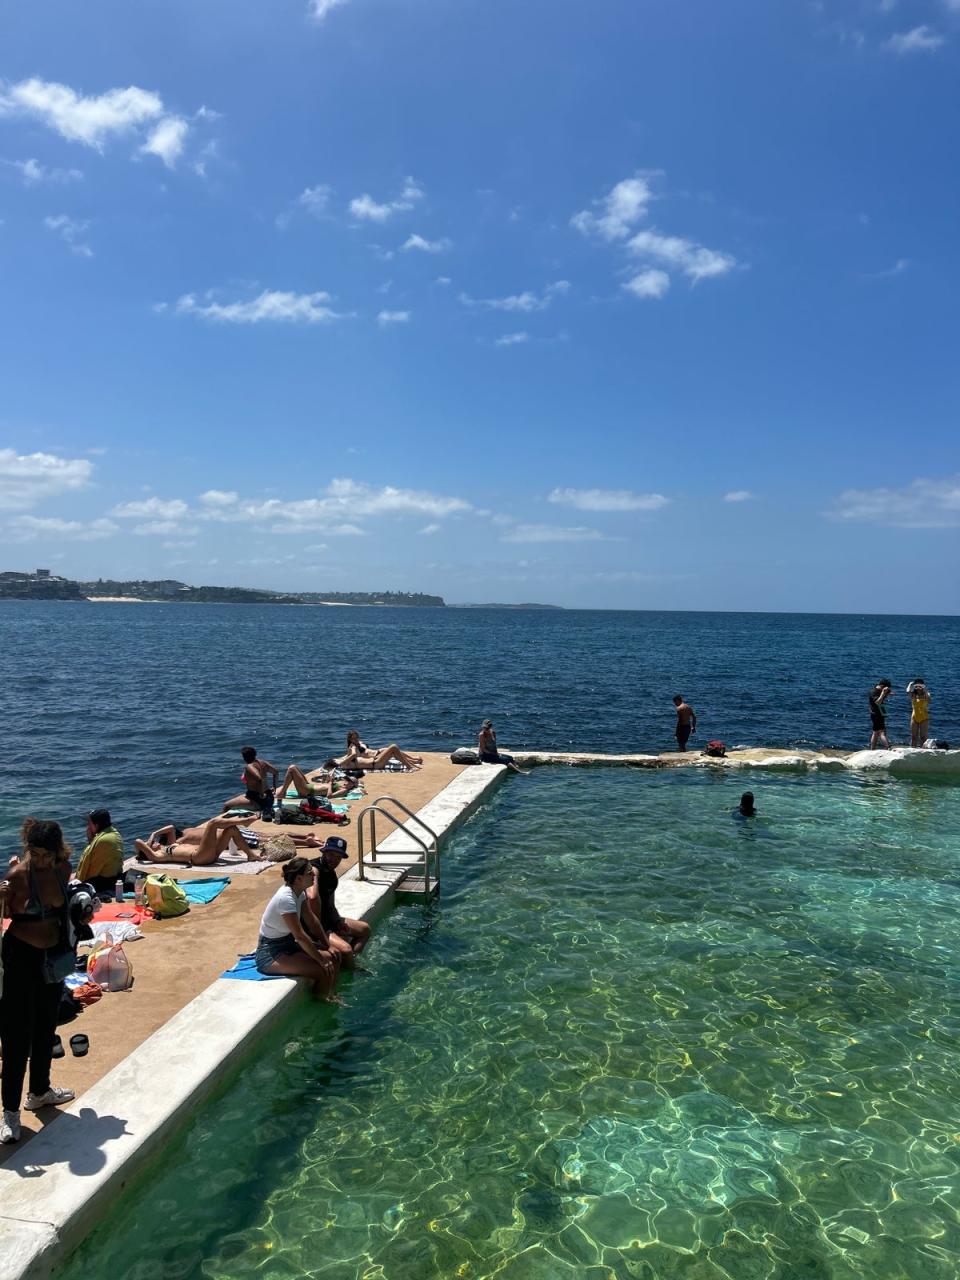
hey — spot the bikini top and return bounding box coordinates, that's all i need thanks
[9,864,69,928]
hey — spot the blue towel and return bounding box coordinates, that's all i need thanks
[220,952,285,982]
[176,876,230,905]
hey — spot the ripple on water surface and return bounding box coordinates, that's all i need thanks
[60,769,960,1280]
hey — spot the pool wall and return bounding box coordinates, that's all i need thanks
[0,762,506,1280]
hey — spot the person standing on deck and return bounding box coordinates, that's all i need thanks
[906,679,932,747]
[868,680,893,750]
[672,695,697,752]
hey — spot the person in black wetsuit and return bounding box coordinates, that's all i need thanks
[868,679,893,750]
[307,836,371,971]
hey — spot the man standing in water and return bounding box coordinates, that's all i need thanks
[868,679,893,750]
[672,695,697,752]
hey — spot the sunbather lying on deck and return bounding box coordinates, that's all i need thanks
[134,817,262,866]
[280,764,355,801]
[336,730,422,772]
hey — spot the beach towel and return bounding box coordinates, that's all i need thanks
[176,876,230,905]
[123,855,272,877]
[220,953,285,982]
[92,901,146,925]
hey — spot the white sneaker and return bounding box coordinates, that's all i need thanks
[24,1086,75,1111]
[0,1110,21,1143]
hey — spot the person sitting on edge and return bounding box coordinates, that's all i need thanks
[336,732,423,772]
[255,857,342,1003]
[306,836,371,970]
[134,816,265,866]
[0,819,76,1145]
[76,807,124,894]
[734,791,756,818]
[477,719,529,774]
[906,679,932,748]
[868,679,893,750]
[672,695,697,752]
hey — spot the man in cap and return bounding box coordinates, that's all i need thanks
[307,836,371,970]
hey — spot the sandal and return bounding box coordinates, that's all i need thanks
[69,1033,90,1058]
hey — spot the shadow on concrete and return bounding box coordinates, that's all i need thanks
[2,1108,130,1179]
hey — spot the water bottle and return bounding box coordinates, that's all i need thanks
[114,877,124,903]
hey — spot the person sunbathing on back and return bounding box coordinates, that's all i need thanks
[336,730,422,772]
[134,817,263,867]
[278,764,356,802]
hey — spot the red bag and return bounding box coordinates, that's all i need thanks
[300,799,348,825]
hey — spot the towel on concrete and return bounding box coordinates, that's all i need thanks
[124,855,272,877]
[220,953,285,982]
[176,876,230,905]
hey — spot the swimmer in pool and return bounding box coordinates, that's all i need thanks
[733,792,756,818]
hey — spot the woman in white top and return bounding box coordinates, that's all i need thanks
[255,857,341,1002]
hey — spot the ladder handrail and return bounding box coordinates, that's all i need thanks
[356,796,440,897]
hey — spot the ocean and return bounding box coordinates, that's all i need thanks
[1,601,957,855]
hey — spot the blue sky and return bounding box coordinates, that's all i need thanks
[1,0,958,610]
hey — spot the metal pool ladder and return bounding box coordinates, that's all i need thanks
[356,796,440,900]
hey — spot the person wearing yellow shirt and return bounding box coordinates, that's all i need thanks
[76,808,124,894]
[906,679,932,748]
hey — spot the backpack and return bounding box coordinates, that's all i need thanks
[143,873,189,918]
[704,740,727,758]
[450,748,479,765]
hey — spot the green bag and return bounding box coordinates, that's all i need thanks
[143,873,189,918]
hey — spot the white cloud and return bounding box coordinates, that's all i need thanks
[723,490,754,503]
[0,449,93,509]
[494,332,530,346]
[435,276,452,286]
[350,178,423,223]
[4,157,82,185]
[308,0,350,20]
[200,489,238,507]
[9,515,117,541]
[0,77,164,148]
[198,478,472,532]
[401,233,451,254]
[112,496,189,520]
[173,289,345,324]
[571,174,657,241]
[628,229,735,282]
[460,280,569,312]
[276,184,332,230]
[419,523,441,535]
[885,25,945,52]
[549,487,669,512]
[140,116,189,168]
[377,309,411,326]
[828,476,960,527]
[501,524,608,543]
[132,520,197,537]
[44,213,93,257]
[863,258,910,280]
[623,269,671,300]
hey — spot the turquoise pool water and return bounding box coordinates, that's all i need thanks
[64,769,960,1279]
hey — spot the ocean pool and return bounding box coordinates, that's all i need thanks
[63,768,960,1279]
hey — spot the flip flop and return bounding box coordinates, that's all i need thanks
[52,1034,65,1059]
[69,1033,89,1058]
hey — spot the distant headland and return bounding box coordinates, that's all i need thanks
[0,569,443,608]
[0,569,562,610]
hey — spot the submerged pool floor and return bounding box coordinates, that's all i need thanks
[65,769,960,1279]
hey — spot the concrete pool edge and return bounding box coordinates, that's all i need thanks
[0,763,506,1280]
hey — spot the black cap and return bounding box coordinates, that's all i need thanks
[320,836,348,857]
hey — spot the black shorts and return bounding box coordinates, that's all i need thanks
[246,787,274,811]
[870,714,886,733]
[479,750,514,765]
[676,724,691,747]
